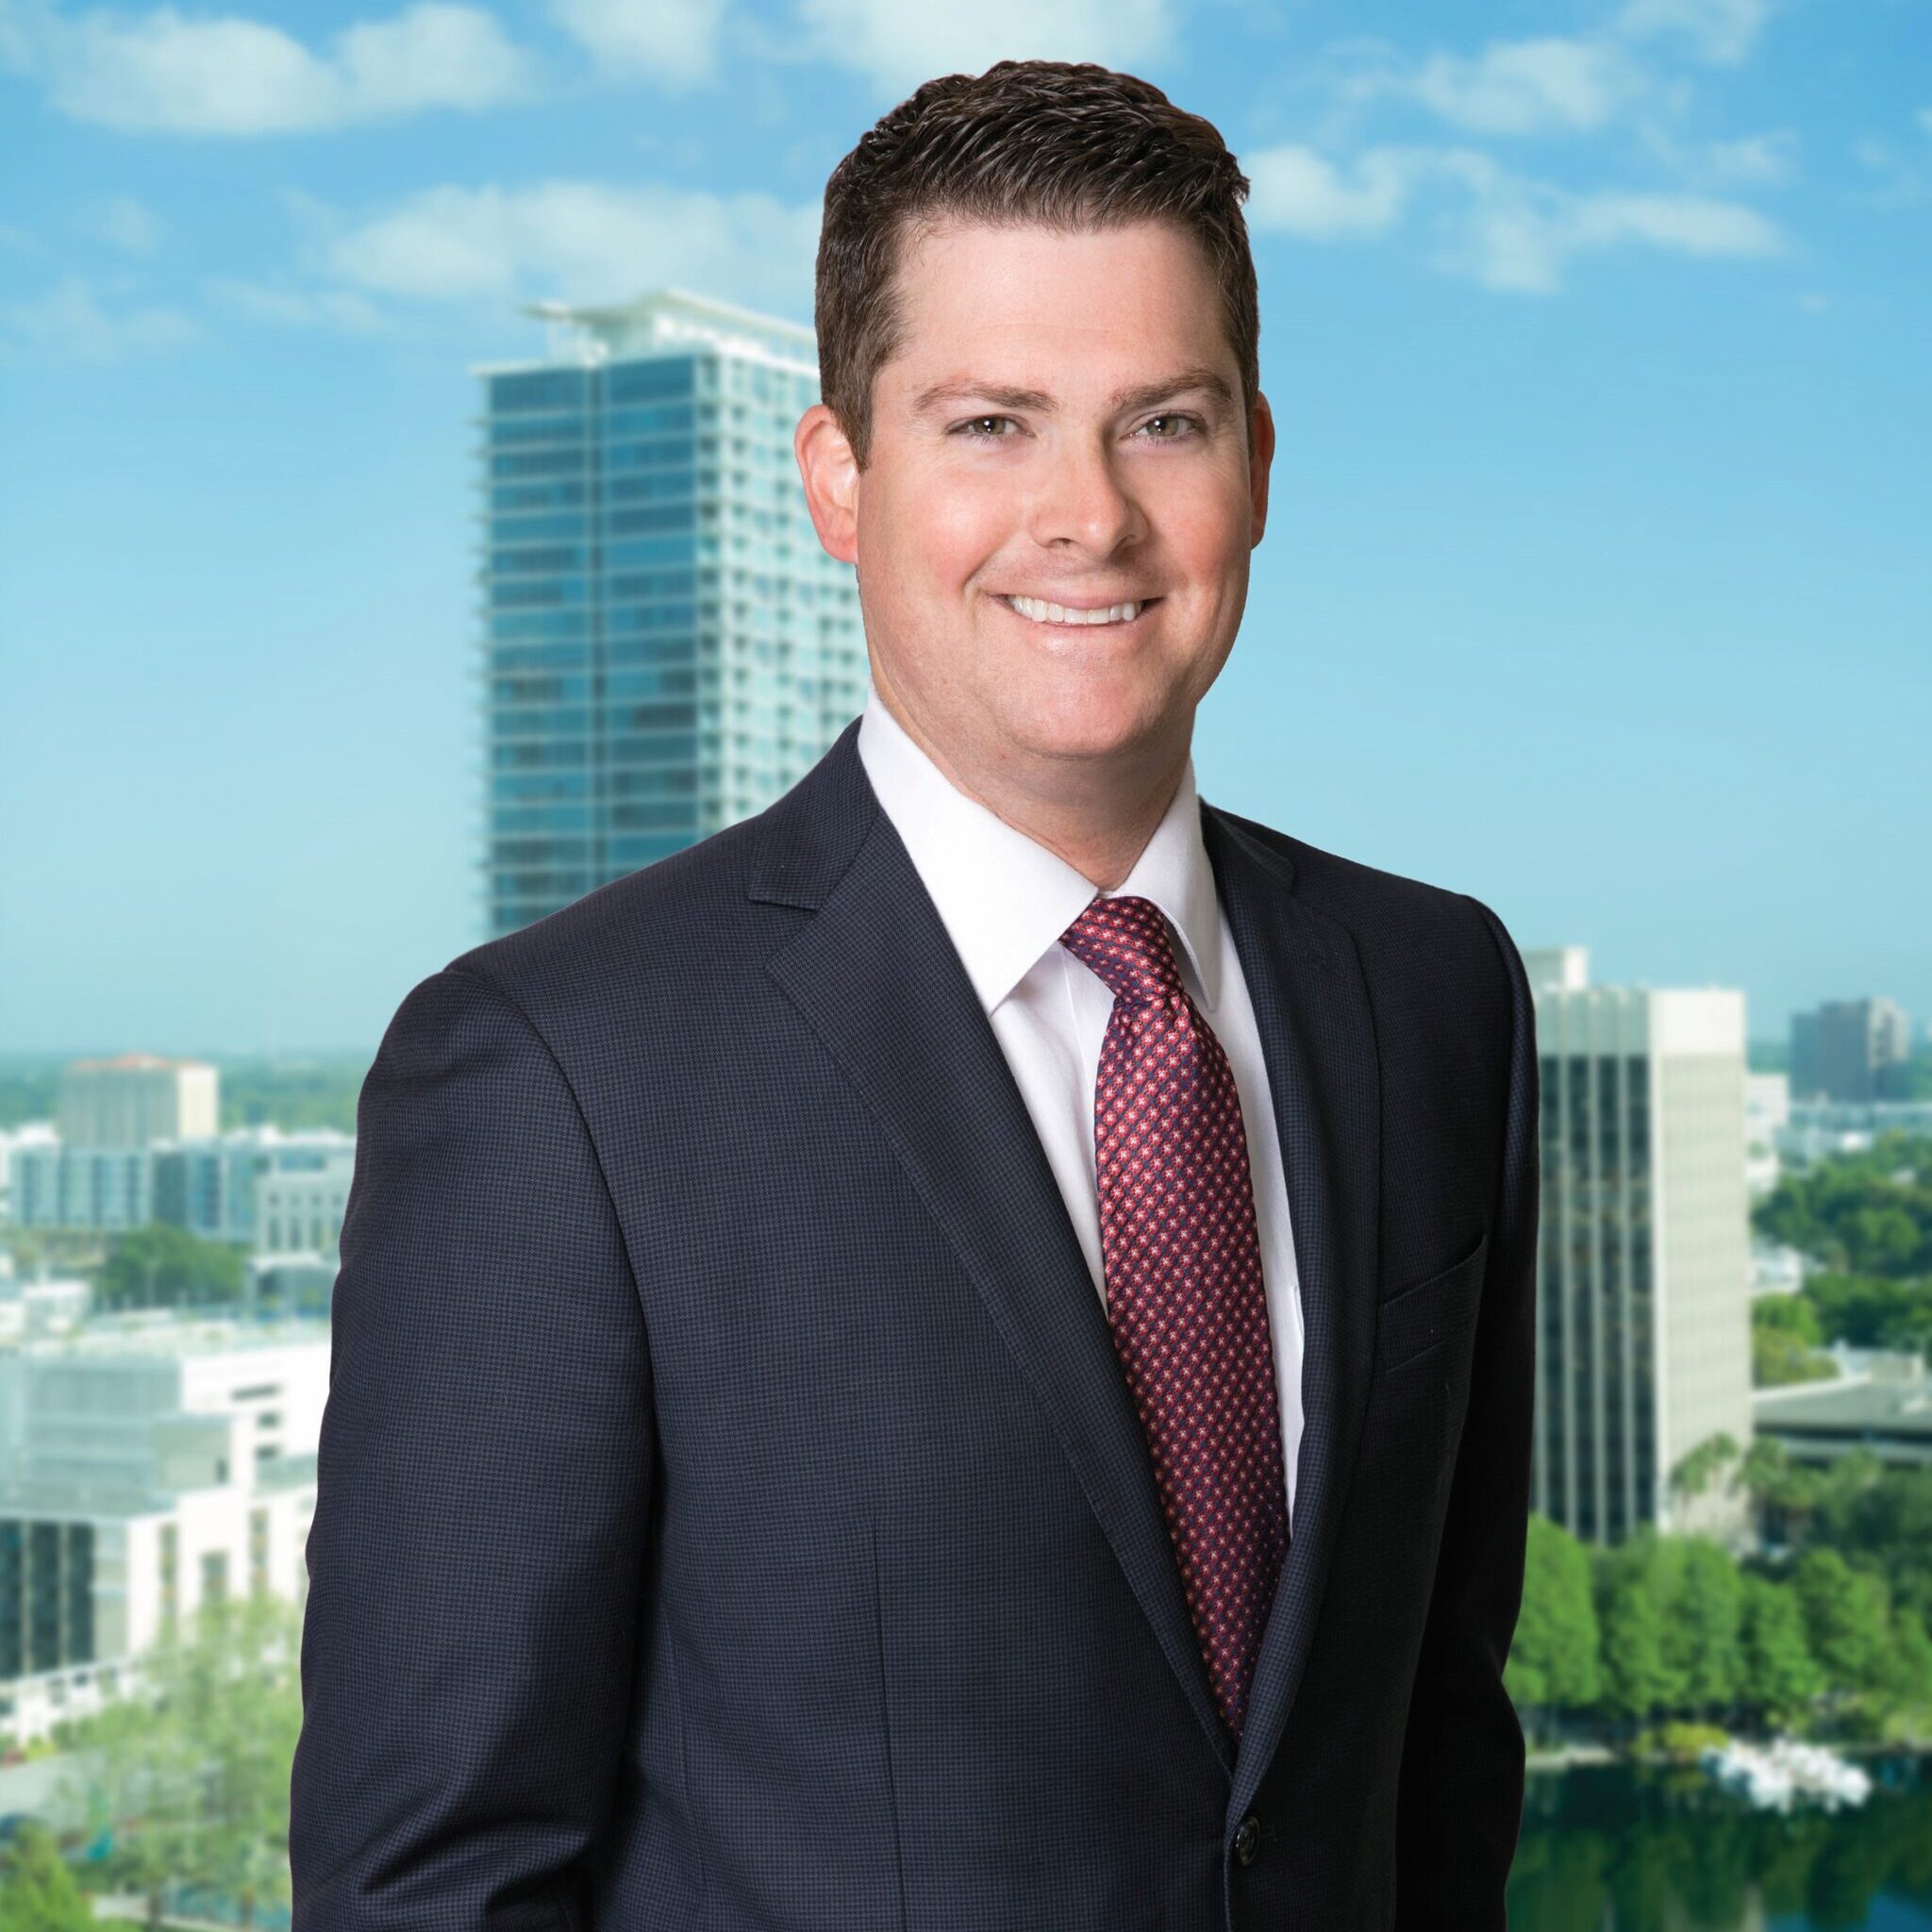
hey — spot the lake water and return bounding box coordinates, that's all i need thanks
[1508,1755,1932,1929]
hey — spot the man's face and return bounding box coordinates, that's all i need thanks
[801,217,1274,794]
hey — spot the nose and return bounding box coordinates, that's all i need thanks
[1024,430,1148,557]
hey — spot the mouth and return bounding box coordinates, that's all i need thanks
[995,593,1160,629]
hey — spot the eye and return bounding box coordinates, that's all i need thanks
[1135,413,1203,441]
[952,414,1019,441]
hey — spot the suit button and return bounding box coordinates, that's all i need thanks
[1234,1814,1260,1865]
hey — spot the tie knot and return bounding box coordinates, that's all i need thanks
[1058,894,1187,1008]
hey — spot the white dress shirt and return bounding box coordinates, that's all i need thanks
[856,683,1305,1526]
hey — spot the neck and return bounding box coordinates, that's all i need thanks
[872,669,1189,892]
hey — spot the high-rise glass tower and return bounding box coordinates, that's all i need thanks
[476,290,868,937]
[1521,945,1754,1547]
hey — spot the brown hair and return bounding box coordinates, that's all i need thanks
[814,58,1258,470]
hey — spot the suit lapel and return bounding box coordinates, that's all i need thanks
[747,727,1384,1805]
[753,724,1235,1777]
[1201,805,1383,1822]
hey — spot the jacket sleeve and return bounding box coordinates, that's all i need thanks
[290,967,656,1932]
[1392,897,1540,1929]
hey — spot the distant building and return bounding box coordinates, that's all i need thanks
[10,1142,154,1232]
[0,1273,89,1343]
[1775,1098,1932,1166]
[0,1313,325,1738]
[1748,1240,1807,1298]
[58,1054,218,1148]
[153,1126,356,1250]
[0,1124,58,1225]
[244,1255,337,1323]
[1789,997,1911,1103]
[1521,945,1754,1546]
[1745,1072,1789,1199]
[477,288,870,937]
[13,1124,354,1244]
[1752,1347,1931,1473]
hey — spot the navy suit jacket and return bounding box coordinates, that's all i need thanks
[289,715,1540,1932]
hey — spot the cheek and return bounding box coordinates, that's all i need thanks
[1162,483,1252,585]
[915,471,1020,583]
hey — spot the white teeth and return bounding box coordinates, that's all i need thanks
[1004,595,1143,626]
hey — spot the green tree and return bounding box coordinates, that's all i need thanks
[1753,1295,1823,1343]
[1877,1608,1932,1717]
[1662,1539,1745,1720]
[62,1591,303,1929]
[1598,1540,1683,1724]
[0,1823,94,1932]
[1739,1574,1823,1726]
[96,1224,243,1312]
[1792,1548,1890,1700]
[1506,1514,1602,1739]
[1667,1432,1740,1507]
[1753,1324,1839,1387]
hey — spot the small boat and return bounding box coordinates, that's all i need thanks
[1696,1737,1872,1811]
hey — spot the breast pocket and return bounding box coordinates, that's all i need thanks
[1375,1232,1489,1372]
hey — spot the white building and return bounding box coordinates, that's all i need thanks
[1745,1072,1789,1200]
[0,1314,326,1741]
[0,1271,90,1342]
[0,1123,58,1225]
[58,1054,218,1148]
[1775,1098,1932,1167]
[1519,945,1754,1546]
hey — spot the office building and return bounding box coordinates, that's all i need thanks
[10,1143,154,1233]
[0,1314,325,1737]
[1520,946,1754,1545]
[58,1054,218,1148]
[477,288,869,935]
[1790,997,1911,1102]
[153,1126,356,1249]
[0,1124,57,1225]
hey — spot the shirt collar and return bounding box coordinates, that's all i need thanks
[855,682,1224,1017]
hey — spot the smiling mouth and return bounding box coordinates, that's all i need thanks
[997,594,1159,628]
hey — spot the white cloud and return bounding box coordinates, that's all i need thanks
[0,275,198,358]
[1442,170,1784,292]
[1636,122,1797,187]
[549,0,725,85]
[1614,0,1769,65]
[1245,145,1421,238]
[210,277,390,333]
[1250,140,1782,294]
[1697,129,1795,183]
[78,192,165,254]
[1918,107,1932,139]
[321,180,822,312]
[1402,37,1643,136]
[794,0,1174,98]
[15,1,530,135]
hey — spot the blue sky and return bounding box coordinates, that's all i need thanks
[1,0,1926,1056]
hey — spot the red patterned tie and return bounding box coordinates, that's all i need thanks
[1058,892,1290,1740]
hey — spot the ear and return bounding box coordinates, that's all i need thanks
[1248,389,1276,548]
[795,402,860,566]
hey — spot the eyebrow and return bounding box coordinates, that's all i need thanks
[910,364,1237,421]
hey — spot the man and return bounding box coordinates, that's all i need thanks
[291,58,1538,1932]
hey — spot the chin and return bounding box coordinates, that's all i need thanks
[1002,677,1173,764]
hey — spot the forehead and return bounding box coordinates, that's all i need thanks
[876,217,1232,400]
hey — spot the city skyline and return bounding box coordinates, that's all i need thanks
[2,0,1928,1053]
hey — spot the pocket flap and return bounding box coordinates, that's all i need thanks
[1376,1233,1490,1370]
